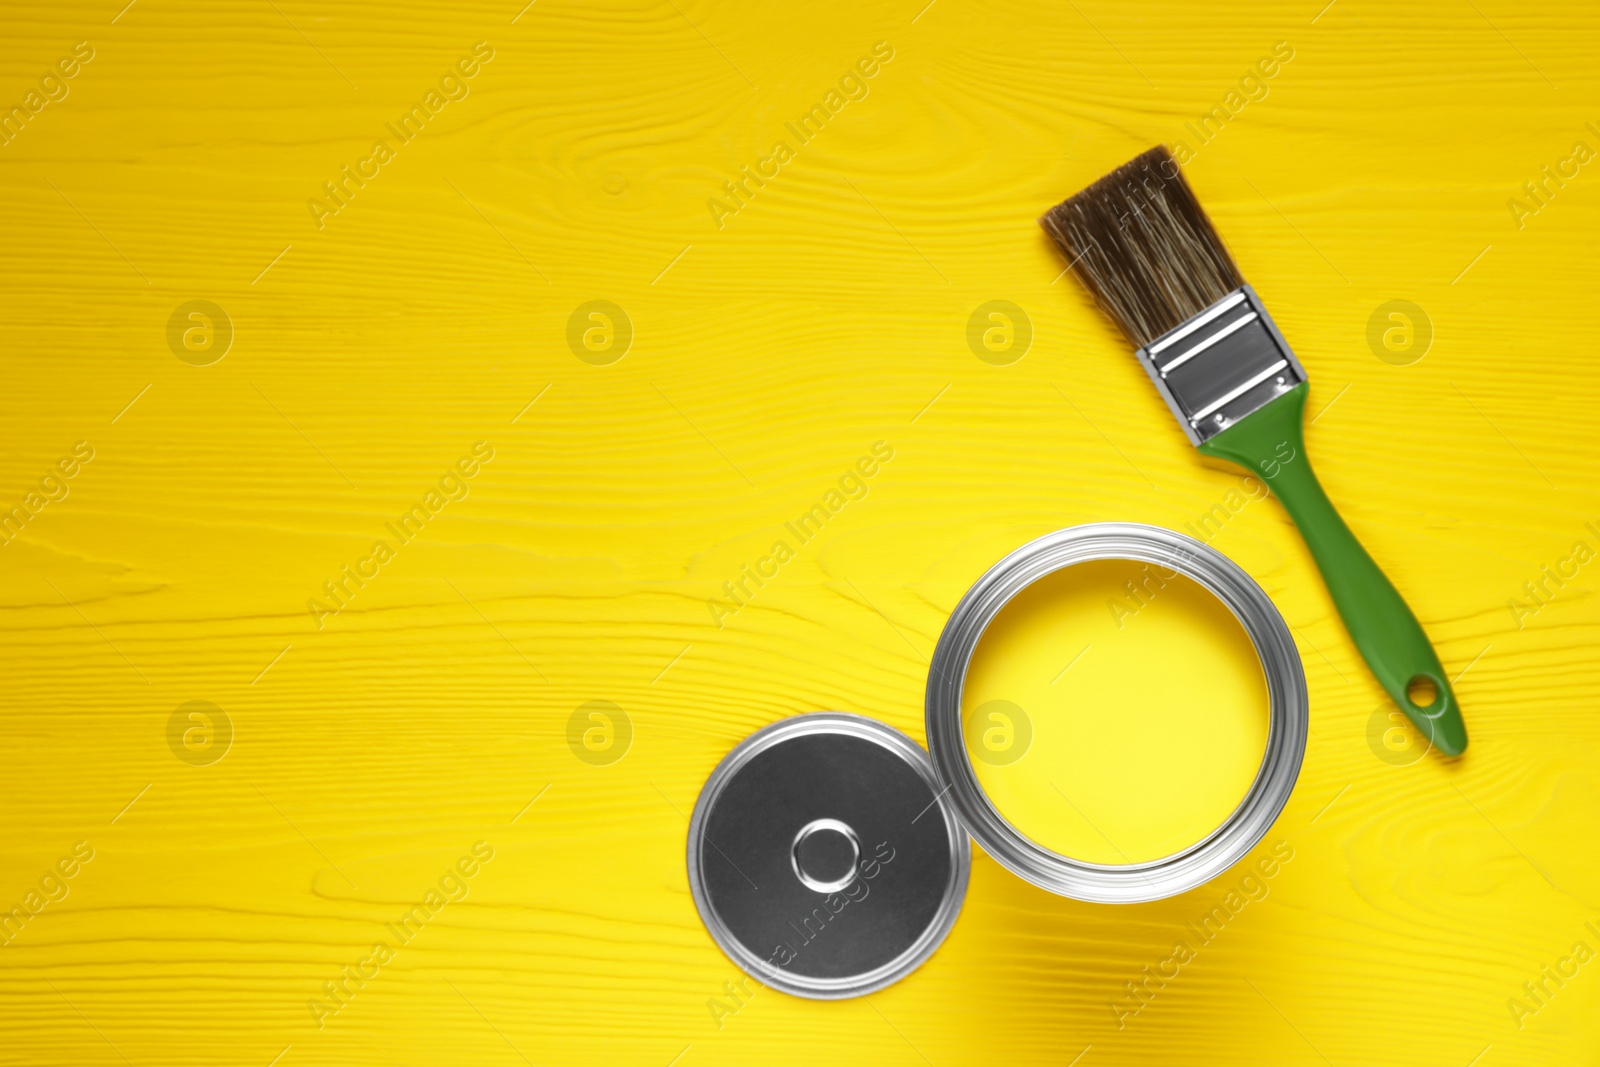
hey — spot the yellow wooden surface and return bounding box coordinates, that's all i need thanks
[2,0,1598,1063]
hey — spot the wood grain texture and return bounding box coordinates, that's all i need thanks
[1,0,1598,1063]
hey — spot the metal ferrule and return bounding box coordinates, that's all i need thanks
[1136,285,1308,445]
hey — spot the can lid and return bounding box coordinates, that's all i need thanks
[687,712,970,999]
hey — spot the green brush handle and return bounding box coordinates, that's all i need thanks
[1198,383,1468,757]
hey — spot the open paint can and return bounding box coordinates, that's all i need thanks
[686,521,1306,996]
[924,522,1308,903]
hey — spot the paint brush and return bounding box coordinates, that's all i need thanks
[1040,146,1467,757]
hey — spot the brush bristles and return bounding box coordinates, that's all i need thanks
[1040,146,1243,348]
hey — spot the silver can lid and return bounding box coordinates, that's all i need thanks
[687,712,970,999]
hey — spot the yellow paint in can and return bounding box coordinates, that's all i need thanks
[961,559,1268,865]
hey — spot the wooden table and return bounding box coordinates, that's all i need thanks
[2,1,1597,1063]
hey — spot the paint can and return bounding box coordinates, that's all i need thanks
[924,522,1307,903]
[687,712,970,998]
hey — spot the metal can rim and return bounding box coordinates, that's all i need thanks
[924,522,1307,903]
[687,711,971,999]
